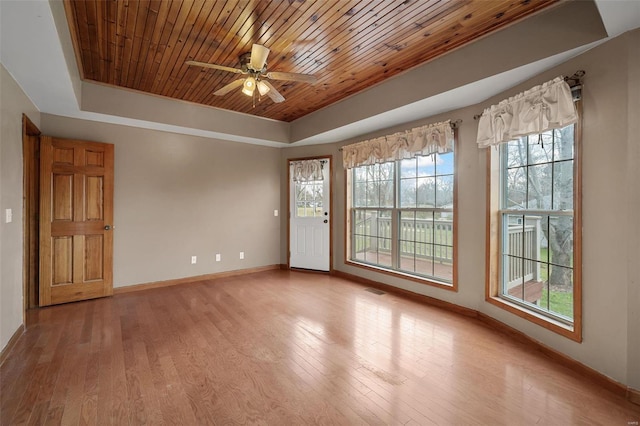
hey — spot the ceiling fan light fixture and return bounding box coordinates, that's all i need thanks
[242,76,256,96]
[257,80,270,96]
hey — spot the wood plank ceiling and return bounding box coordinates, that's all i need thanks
[64,0,559,122]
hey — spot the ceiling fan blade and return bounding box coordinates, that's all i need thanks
[186,60,244,75]
[250,44,270,70]
[261,80,285,103]
[213,79,245,96]
[266,71,317,84]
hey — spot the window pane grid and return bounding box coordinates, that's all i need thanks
[503,131,574,212]
[295,180,323,217]
[397,208,452,282]
[499,125,575,323]
[350,151,455,284]
[352,209,394,268]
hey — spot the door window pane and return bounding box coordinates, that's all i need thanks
[295,181,323,217]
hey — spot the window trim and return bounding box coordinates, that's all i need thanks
[344,132,458,292]
[485,102,582,342]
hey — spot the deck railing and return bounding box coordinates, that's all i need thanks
[505,217,541,287]
[354,212,541,286]
[354,214,453,262]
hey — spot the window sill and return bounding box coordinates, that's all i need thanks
[486,295,581,342]
[345,260,457,292]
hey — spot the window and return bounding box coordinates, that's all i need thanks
[487,122,581,341]
[295,180,324,217]
[347,151,456,288]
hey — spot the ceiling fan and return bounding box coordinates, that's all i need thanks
[186,44,317,104]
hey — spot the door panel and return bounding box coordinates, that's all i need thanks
[40,136,114,306]
[53,146,73,164]
[289,158,331,271]
[85,176,104,220]
[52,237,73,285]
[85,149,104,166]
[52,174,73,220]
[84,235,104,281]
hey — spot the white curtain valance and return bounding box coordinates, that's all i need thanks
[342,120,454,169]
[476,76,578,148]
[291,159,324,182]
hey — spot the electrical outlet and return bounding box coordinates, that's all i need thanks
[191,256,197,264]
[215,253,221,262]
[239,251,244,260]
[5,209,12,223]
[274,209,278,217]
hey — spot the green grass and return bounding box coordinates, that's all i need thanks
[535,247,573,318]
[539,287,573,319]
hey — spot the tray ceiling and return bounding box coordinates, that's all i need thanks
[64,0,559,122]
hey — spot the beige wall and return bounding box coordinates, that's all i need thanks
[625,30,640,390]
[281,30,640,387]
[0,64,40,349]
[40,115,282,287]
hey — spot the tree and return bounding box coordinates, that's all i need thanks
[544,127,574,288]
[295,180,323,216]
[353,162,394,208]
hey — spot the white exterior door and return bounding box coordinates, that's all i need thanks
[289,158,331,271]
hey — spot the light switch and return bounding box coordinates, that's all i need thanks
[215,254,221,262]
[191,256,197,264]
[5,209,12,223]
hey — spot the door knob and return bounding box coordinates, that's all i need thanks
[323,219,328,223]
[104,225,111,230]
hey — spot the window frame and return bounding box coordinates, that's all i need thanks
[344,134,458,291]
[485,101,582,342]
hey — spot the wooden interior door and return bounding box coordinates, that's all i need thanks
[39,136,114,306]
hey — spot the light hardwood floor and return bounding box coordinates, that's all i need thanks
[2,270,639,425]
